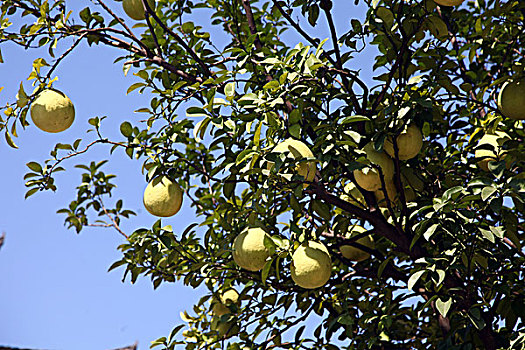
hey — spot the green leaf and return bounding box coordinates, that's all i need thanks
[126,82,145,95]
[289,124,301,139]
[490,226,504,239]
[341,115,370,124]
[5,130,18,149]
[424,223,438,241]
[376,7,394,30]
[181,21,195,33]
[120,121,133,137]
[254,121,263,147]
[467,308,486,330]
[408,270,425,290]
[193,117,211,142]
[223,179,236,198]
[236,149,257,165]
[263,80,279,90]
[107,259,126,272]
[26,161,42,173]
[436,298,452,318]
[312,200,331,221]
[24,187,39,199]
[261,258,273,286]
[479,228,495,243]
[187,106,208,118]
[481,186,497,201]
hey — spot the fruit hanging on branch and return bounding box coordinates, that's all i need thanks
[143,176,183,217]
[211,289,240,317]
[383,124,424,161]
[498,78,525,120]
[122,0,155,21]
[232,227,272,272]
[30,89,75,133]
[339,226,374,262]
[290,241,332,289]
[474,131,511,172]
[353,143,395,192]
[268,138,317,186]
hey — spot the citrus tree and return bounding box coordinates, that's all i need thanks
[1,0,524,349]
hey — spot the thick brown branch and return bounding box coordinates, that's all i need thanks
[241,0,263,51]
[310,184,425,259]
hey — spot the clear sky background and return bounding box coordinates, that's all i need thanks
[0,1,374,349]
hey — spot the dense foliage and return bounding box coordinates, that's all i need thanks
[1,0,524,349]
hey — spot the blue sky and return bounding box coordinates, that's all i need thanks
[0,1,372,349]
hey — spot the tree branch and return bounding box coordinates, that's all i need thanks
[309,184,426,259]
[241,0,263,51]
[142,1,213,78]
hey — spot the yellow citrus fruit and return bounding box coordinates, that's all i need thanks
[232,228,272,271]
[384,124,423,160]
[340,226,374,262]
[354,143,395,192]
[30,89,75,133]
[269,138,316,185]
[498,79,525,120]
[291,241,331,289]
[434,0,463,6]
[374,180,398,208]
[211,289,240,316]
[474,131,511,172]
[341,182,366,208]
[122,0,155,20]
[143,176,183,217]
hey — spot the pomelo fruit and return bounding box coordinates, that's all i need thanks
[474,131,511,172]
[383,124,423,160]
[211,289,240,316]
[122,0,155,20]
[143,176,183,217]
[269,138,316,185]
[30,89,75,133]
[232,228,272,271]
[339,225,374,262]
[290,241,331,289]
[498,79,525,120]
[354,143,395,192]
